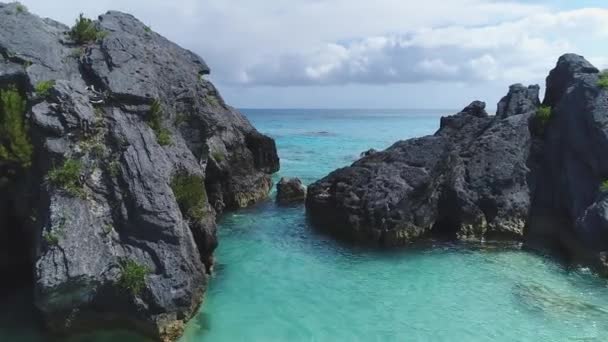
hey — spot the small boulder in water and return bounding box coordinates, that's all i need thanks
[277,177,307,204]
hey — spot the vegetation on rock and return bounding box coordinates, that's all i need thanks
[147,99,172,146]
[43,214,66,246]
[173,112,188,126]
[171,172,207,221]
[79,131,106,158]
[0,86,33,168]
[42,231,59,245]
[212,151,225,162]
[15,3,27,14]
[535,105,552,127]
[48,159,85,197]
[118,259,150,296]
[102,224,113,236]
[70,13,107,44]
[107,160,120,178]
[598,70,608,89]
[600,180,608,193]
[204,94,220,107]
[34,80,55,98]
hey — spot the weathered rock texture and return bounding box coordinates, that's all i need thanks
[527,54,608,271]
[276,177,306,204]
[307,97,538,245]
[307,53,608,273]
[0,3,278,341]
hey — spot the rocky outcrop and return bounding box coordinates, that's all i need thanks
[307,52,608,273]
[496,84,541,119]
[307,95,539,245]
[526,54,608,271]
[0,3,278,341]
[276,177,306,204]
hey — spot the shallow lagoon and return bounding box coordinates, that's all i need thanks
[181,109,608,342]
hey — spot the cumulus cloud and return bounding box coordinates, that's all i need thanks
[17,0,608,107]
[20,0,551,84]
[240,8,608,86]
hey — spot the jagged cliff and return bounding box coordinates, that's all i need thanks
[307,54,608,274]
[0,3,278,341]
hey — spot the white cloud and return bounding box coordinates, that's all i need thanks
[16,0,608,107]
[20,0,550,82]
[239,7,608,86]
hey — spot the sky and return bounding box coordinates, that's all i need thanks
[16,0,608,110]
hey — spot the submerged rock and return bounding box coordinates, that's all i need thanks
[0,3,278,341]
[276,177,306,204]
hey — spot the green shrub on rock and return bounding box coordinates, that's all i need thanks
[600,180,608,193]
[0,86,33,168]
[43,231,59,245]
[35,80,55,98]
[535,105,552,127]
[70,13,106,44]
[170,172,207,221]
[157,129,172,146]
[147,99,172,146]
[598,70,608,89]
[48,159,85,197]
[108,160,120,178]
[15,3,27,14]
[118,259,149,296]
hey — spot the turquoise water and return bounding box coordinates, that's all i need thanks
[181,109,608,342]
[4,109,608,341]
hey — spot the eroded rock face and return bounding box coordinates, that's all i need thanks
[0,4,278,341]
[276,177,306,204]
[497,84,541,119]
[527,54,608,271]
[307,97,539,245]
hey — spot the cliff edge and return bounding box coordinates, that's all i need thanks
[0,3,278,341]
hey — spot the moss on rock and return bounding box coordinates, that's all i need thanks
[170,172,207,221]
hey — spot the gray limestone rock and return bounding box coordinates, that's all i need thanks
[0,3,279,341]
[276,177,306,204]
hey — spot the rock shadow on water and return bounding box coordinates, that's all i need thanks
[0,286,44,342]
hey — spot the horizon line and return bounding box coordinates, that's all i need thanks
[237,107,461,111]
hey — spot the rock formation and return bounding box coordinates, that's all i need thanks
[307,53,608,274]
[307,97,538,244]
[0,3,278,341]
[276,177,306,204]
[527,54,608,271]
